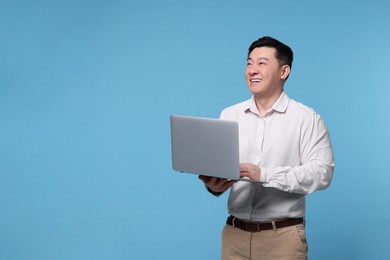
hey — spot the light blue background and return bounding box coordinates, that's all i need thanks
[1,0,389,259]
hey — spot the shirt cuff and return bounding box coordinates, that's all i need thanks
[260,167,273,183]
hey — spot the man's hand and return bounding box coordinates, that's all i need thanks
[198,175,236,193]
[240,163,261,181]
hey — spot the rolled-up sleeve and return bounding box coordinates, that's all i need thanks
[260,113,334,194]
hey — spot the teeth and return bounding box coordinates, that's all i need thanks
[251,79,261,83]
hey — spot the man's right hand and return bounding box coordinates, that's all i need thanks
[198,175,236,193]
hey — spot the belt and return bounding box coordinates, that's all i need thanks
[226,215,304,232]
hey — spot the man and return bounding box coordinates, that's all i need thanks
[199,36,334,260]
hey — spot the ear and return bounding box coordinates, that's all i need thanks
[280,65,291,80]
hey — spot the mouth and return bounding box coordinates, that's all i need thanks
[250,79,262,83]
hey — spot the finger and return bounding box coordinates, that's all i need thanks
[239,165,249,173]
[200,177,215,187]
[239,162,250,168]
[222,180,236,190]
[198,175,208,181]
[240,172,249,178]
[214,178,230,187]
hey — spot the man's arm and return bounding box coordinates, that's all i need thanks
[260,113,334,194]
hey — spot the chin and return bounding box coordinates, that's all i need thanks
[248,87,263,96]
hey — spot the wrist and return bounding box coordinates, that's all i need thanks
[206,186,223,197]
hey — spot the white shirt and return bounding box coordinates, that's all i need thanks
[220,91,334,221]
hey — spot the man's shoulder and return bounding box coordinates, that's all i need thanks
[288,98,317,116]
[223,99,250,112]
[220,98,251,119]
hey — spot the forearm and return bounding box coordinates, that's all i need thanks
[260,160,334,194]
[259,112,335,195]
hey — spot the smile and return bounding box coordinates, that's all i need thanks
[250,79,262,83]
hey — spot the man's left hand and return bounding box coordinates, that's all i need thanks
[239,163,261,181]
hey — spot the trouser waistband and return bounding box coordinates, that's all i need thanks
[226,215,304,232]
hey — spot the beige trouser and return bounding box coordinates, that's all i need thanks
[221,223,308,260]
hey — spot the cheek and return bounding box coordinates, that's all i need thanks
[244,72,250,80]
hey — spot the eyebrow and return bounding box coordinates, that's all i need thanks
[247,57,270,61]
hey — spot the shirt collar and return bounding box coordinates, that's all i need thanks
[245,91,290,115]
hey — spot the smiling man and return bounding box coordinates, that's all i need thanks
[199,36,334,260]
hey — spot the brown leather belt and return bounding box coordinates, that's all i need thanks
[226,215,304,232]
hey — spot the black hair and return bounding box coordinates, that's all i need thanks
[248,36,293,70]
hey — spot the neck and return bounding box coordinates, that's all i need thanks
[254,89,283,116]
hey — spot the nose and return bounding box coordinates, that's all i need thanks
[247,65,258,75]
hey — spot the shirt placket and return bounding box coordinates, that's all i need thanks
[255,116,265,165]
[249,115,265,220]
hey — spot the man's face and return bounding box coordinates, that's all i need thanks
[245,47,286,98]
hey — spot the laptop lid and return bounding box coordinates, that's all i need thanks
[170,115,240,180]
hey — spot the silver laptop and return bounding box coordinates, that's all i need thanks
[170,115,240,180]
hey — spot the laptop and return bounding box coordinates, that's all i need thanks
[170,115,240,180]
